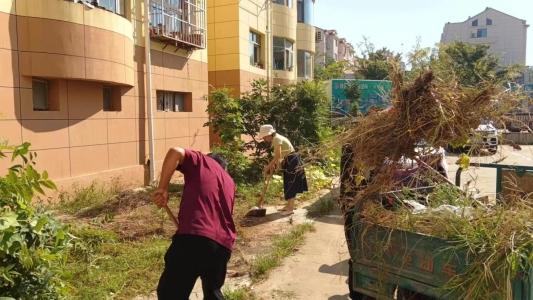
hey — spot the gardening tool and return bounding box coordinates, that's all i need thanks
[245,174,272,217]
[164,204,179,229]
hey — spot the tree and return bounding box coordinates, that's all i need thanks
[344,81,361,115]
[355,38,401,80]
[437,42,522,86]
[314,58,347,81]
[206,80,331,183]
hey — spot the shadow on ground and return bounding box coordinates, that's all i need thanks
[319,259,349,277]
[328,294,351,300]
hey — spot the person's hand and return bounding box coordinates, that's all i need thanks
[152,188,169,208]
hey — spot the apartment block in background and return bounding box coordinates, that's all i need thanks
[207,0,316,95]
[315,28,355,67]
[0,0,209,189]
[441,7,528,66]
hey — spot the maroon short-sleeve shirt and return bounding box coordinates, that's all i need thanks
[176,150,236,250]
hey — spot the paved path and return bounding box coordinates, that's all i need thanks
[252,209,351,300]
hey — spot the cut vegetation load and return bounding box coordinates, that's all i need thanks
[339,63,532,299]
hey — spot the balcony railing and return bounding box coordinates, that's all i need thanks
[150,0,206,50]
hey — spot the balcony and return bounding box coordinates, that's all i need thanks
[149,0,206,50]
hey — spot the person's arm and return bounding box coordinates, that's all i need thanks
[265,144,282,175]
[152,147,185,207]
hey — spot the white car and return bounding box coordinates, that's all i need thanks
[474,123,498,153]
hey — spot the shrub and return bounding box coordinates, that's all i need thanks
[206,80,332,184]
[0,143,71,299]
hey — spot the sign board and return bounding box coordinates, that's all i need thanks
[328,79,392,115]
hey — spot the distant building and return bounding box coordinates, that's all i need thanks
[315,28,355,67]
[441,7,528,66]
[338,38,356,65]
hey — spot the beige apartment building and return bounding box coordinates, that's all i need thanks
[441,7,529,66]
[0,0,209,189]
[207,0,316,96]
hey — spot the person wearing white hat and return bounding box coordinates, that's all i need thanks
[257,125,308,214]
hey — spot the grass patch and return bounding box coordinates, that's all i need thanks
[56,181,122,215]
[61,225,169,299]
[250,223,314,281]
[223,287,256,300]
[306,193,337,217]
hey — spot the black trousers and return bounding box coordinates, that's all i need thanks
[157,234,231,300]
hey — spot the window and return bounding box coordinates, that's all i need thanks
[273,37,294,71]
[103,86,121,112]
[315,31,322,42]
[249,31,263,67]
[297,50,313,79]
[32,79,61,111]
[96,0,125,16]
[156,91,192,112]
[32,79,49,111]
[297,0,304,23]
[272,0,292,7]
[486,18,493,25]
[472,19,478,26]
[477,28,487,38]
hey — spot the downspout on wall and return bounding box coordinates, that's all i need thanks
[144,0,156,184]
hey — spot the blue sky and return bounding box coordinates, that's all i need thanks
[314,0,532,65]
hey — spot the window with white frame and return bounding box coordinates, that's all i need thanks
[273,37,294,71]
[249,31,263,67]
[157,91,191,112]
[272,0,292,8]
[96,0,125,16]
[297,50,313,79]
[477,28,487,38]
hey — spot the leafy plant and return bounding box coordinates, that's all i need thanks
[314,58,347,81]
[206,80,332,184]
[344,80,361,115]
[0,142,71,299]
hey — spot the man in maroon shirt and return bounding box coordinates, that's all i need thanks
[152,147,236,300]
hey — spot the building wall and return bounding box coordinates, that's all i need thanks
[314,27,326,66]
[272,2,297,84]
[0,0,209,190]
[296,23,315,80]
[441,8,528,66]
[207,0,267,96]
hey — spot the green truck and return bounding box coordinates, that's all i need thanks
[326,79,392,116]
[340,147,533,299]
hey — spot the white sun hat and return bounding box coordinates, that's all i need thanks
[257,124,276,139]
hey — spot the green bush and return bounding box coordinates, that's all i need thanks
[206,80,332,184]
[0,142,71,299]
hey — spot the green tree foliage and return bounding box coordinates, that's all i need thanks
[355,39,401,80]
[407,42,521,86]
[206,80,331,183]
[0,142,70,299]
[314,58,347,81]
[344,81,361,115]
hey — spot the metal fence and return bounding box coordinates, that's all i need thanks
[149,0,206,49]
